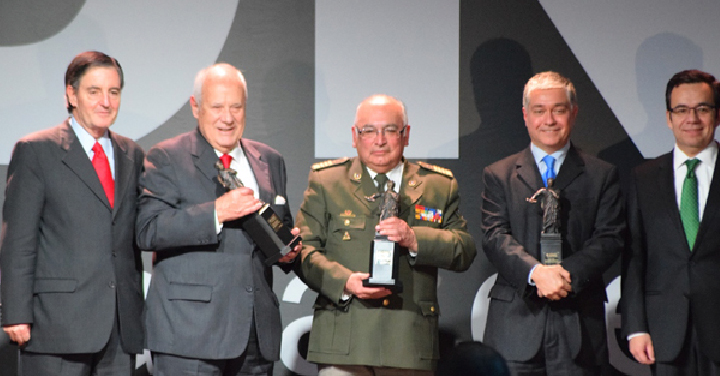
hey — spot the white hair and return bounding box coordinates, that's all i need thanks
[355,94,408,126]
[192,63,248,105]
[522,71,577,109]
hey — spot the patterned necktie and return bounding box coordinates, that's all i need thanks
[375,173,388,193]
[680,159,700,250]
[219,153,233,169]
[542,155,556,187]
[92,142,114,208]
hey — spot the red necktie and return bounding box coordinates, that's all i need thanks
[219,153,233,169]
[92,142,114,208]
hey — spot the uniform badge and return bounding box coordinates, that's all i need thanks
[343,231,351,241]
[415,204,443,223]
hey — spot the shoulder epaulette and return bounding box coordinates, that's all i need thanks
[417,161,453,178]
[312,157,351,171]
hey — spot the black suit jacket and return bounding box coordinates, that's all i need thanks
[481,145,624,364]
[621,150,720,362]
[0,120,145,354]
[136,128,292,360]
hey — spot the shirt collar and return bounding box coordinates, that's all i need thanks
[673,141,718,171]
[530,142,570,166]
[365,160,405,191]
[69,116,111,155]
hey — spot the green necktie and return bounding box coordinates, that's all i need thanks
[680,159,700,250]
[375,173,388,193]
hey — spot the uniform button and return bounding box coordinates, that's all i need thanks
[109,281,116,288]
[344,219,350,226]
[383,299,389,306]
[430,306,435,313]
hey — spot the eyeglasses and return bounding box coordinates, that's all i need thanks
[356,125,405,139]
[669,105,716,118]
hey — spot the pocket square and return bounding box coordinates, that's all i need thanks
[274,195,286,205]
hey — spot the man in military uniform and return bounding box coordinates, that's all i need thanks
[296,94,476,375]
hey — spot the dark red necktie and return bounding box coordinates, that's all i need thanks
[219,154,233,169]
[92,142,114,208]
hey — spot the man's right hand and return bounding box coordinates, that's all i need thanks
[629,334,655,365]
[3,324,31,346]
[344,272,392,300]
[531,264,571,300]
[216,187,263,223]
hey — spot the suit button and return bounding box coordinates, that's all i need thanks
[382,299,389,306]
[109,281,116,288]
[112,251,117,257]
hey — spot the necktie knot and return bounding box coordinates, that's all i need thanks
[542,155,556,186]
[375,173,388,192]
[219,154,233,169]
[685,158,700,178]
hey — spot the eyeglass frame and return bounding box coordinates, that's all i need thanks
[355,124,407,139]
[668,104,717,118]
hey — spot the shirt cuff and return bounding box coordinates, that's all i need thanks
[627,332,648,341]
[528,264,539,286]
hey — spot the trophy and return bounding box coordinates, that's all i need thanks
[216,161,301,265]
[363,179,403,292]
[526,178,561,265]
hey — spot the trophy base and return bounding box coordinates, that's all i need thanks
[540,233,562,265]
[363,278,403,293]
[364,237,402,293]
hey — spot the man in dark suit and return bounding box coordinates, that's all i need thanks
[0,51,145,376]
[296,94,476,375]
[481,71,624,375]
[135,63,300,376]
[621,69,720,375]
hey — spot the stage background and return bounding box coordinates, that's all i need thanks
[1,1,719,375]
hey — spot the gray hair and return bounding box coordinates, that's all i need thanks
[192,63,248,105]
[522,71,577,109]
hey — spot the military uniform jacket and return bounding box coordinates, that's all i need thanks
[296,157,476,371]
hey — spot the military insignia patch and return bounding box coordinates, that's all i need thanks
[417,161,453,178]
[343,231,351,241]
[312,157,350,171]
[415,204,443,223]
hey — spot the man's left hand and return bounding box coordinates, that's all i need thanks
[278,227,302,263]
[376,217,417,251]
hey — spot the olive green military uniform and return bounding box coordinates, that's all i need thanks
[296,157,476,371]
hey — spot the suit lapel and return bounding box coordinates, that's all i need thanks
[399,161,422,221]
[111,133,132,219]
[190,129,224,197]
[59,120,112,211]
[695,153,720,252]
[553,146,584,191]
[651,153,690,251]
[242,139,273,203]
[515,147,541,191]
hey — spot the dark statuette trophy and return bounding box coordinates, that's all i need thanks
[363,178,403,292]
[216,161,301,265]
[526,178,561,265]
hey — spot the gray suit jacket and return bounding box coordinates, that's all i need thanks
[622,151,720,362]
[136,128,292,360]
[0,120,145,354]
[481,145,624,364]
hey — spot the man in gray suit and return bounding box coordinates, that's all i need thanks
[481,71,624,375]
[136,63,300,376]
[0,51,145,376]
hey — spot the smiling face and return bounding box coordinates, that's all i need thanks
[66,66,122,138]
[191,66,247,154]
[523,87,577,154]
[666,82,719,157]
[352,96,409,173]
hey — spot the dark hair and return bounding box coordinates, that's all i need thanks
[64,51,124,113]
[665,69,719,110]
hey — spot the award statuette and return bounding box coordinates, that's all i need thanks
[363,179,403,292]
[216,161,301,265]
[526,178,562,265]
